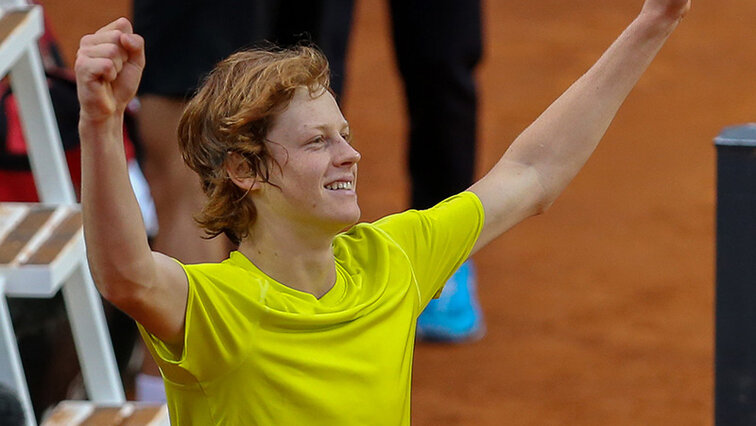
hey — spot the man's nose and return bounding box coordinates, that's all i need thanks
[334,138,361,166]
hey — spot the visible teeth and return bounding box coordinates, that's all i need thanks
[326,181,353,190]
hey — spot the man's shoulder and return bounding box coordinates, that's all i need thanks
[337,214,416,245]
[181,254,265,294]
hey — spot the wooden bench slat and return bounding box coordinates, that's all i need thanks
[78,406,127,426]
[0,11,29,47]
[40,401,94,425]
[24,210,82,265]
[42,403,169,426]
[120,405,168,426]
[0,207,54,264]
[0,203,29,244]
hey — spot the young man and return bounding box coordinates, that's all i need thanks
[75,0,690,423]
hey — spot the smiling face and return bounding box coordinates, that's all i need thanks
[251,86,361,234]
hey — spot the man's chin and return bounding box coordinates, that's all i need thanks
[336,209,361,232]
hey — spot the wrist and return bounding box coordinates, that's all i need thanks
[79,112,124,138]
[79,107,124,125]
[631,11,682,41]
[637,2,689,34]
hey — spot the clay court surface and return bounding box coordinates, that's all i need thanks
[39,0,755,424]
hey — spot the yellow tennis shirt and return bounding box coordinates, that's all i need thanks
[138,191,484,425]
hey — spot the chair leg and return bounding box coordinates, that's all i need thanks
[61,263,125,404]
[0,279,37,426]
[9,46,76,204]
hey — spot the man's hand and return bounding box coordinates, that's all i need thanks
[641,0,691,24]
[75,18,144,123]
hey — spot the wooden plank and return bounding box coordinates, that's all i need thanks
[0,11,28,47]
[121,405,169,426]
[0,207,54,264]
[41,401,94,425]
[0,204,28,244]
[43,402,170,426]
[79,406,126,426]
[24,210,82,265]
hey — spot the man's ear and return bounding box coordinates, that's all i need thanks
[225,151,262,192]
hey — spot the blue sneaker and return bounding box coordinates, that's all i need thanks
[416,260,485,342]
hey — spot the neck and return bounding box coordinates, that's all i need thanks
[238,218,337,298]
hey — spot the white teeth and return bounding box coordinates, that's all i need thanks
[326,181,353,190]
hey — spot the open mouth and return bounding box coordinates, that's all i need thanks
[324,181,354,191]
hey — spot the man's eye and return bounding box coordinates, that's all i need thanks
[341,133,352,143]
[310,136,326,145]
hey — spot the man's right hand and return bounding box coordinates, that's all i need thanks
[75,17,144,123]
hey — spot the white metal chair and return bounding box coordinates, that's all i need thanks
[0,5,124,425]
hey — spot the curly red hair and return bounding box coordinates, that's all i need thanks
[177,46,331,245]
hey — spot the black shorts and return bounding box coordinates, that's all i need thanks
[133,0,270,98]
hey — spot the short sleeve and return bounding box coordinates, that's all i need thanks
[137,261,254,386]
[371,191,484,307]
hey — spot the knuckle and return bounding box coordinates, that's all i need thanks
[74,54,95,72]
[76,45,91,57]
[104,43,120,57]
[80,34,94,47]
[100,30,121,43]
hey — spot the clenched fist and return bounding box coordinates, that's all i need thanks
[75,18,145,123]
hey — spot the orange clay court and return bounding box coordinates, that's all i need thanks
[42,0,755,424]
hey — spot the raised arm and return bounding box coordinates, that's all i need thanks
[76,18,187,344]
[469,0,690,254]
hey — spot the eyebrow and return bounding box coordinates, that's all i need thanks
[304,121,350,132]
[297,122,350,143]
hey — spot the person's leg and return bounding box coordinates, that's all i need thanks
[268,0,355,101]
[131,0,269,401]
[390,0,484,341]
[316,0,356,101]
[390,0,481,209]
[137,96,230,264]
[134,0,271,99]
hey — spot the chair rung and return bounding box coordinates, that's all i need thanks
[0,203,82,267]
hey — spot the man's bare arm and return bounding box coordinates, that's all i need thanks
[469,0,691,254]
[76,18,188,344]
